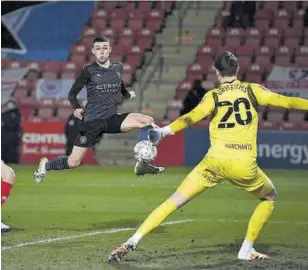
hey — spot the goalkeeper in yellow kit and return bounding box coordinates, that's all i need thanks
[109,51,308,262]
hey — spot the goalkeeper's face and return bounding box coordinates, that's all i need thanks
[92,41,112,63]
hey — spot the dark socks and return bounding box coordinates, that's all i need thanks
[45,156,70,171]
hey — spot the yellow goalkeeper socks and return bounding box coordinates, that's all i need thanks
[127,199,177,245]
[245,200,275,243]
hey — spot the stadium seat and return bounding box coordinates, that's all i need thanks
[13,88,28,100]
[71,44,87,55]
[245,64,263,83]
[267,111,284,123]
[70,54,86,67]
[110,20,126,32]
[166,108,180,121]
[206,27,223,48]
[196,45,214,68]
[57,107,73,120]
[137,36,153,51]
[91,18,107,32]
[235,44,255,56]
[273,9,291,30]
[288,111,305,123]
[81,26,97,39]
[237,55,252,71]
[295,46,308,66]
[138,1,152,12]
[61,62,78,73]
[39,98,56,107]
[255,46,274,66]
[127,19,144,32]
[38,107,54,120]
[275,46,292,65]
[61,71,76,79]
[263,28,282,49]
[122,73,132,85]
[92,9,109,21]
[244,28,261,48]
[224,28,244,48]
[126,45,143,68]
[111,9,128,20]
[128,9,145,20]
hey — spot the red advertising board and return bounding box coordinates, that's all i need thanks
[20,121,98,165]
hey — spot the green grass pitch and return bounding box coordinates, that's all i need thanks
[1,166,308,269]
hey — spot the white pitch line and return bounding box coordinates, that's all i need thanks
[1,219,197,251]
[2,218,307,251]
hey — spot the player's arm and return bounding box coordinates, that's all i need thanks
[68,67,90,109]
[251,84,308,110]
[149,92,215,145]
[121,81,135,99]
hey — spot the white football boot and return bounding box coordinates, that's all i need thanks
[33,157,48,184]
[108,242,137,262]
[134,161,164,176]
[238,248,271,260]
[1,222,11,233]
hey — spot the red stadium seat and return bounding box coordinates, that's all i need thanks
[38,107,54,120]
[137,36,153,51]
[166,108,180,121]
[224,28,243,48]
[61,62,78,73]
[295,46,308,66]
[42,62,61,73]
[70,54,86,67]
[111,9,128,20]
[91,18,107,32]
[237,55,252,71]
[292,19,303,29]
[263,1,279,11]
[138,1,152,12]
[101,28,116,39]
[92,9,109,20]
[127,19,144,32]
[42,72,58,79]
[245,64,263,83]
[13,88,28,101]
[81,26,97,38]
[110,20,125,32]
[39,98,56,107]
[235,44,255,56]
[61,71,76,79]
[206,27,223,48]
[57,107,73,120]
[71,44,87,55]
[122,73,132,85]
[263,28,282,49]
[128,9,145,20]
[255,46,274,66]
[275,46,292,66]
[244,28,261,48]
[288,111,305,123]
[267,111,284,123]
[273,9,291,30]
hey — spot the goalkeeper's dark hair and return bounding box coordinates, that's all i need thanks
[213,51,238,77]
[92,36,110,46]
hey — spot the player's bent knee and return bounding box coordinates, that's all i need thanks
[1,165,16,184]
[170,191,189,208]
[67,157,81,168]
[263,187,277,201]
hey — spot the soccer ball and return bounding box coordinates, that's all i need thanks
[133,140,157,163]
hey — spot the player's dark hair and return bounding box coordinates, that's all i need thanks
[92,36,110,46]
[213,51,238,77]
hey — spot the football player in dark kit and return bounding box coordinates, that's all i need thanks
[34,36,164,184]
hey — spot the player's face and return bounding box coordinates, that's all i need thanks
[92,42,112,63]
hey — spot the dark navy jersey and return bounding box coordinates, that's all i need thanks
[68,61,131,122]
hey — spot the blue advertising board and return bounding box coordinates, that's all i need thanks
[185,128,308,169]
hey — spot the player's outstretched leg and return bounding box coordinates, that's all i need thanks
[1,161,16,232]
[34,146,87,184]
[238,182,276,261]
[120,113,164,176]
[109,175,207,262]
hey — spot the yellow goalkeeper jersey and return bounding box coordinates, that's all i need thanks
[170,79,308,159]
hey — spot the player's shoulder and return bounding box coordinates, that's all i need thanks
[110,61,123,68]
[81,62,95,72]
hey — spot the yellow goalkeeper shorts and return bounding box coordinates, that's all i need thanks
[176,156,274,200]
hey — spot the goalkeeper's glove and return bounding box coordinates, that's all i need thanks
[148,126,174,146]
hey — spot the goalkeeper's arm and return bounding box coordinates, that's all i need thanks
[251,84,308,110]
[161,92,215,135]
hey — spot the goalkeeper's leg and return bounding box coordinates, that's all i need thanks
[238,176,277,261]
[108,174,210,262]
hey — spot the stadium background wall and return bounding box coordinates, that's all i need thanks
[155,128,308,169]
